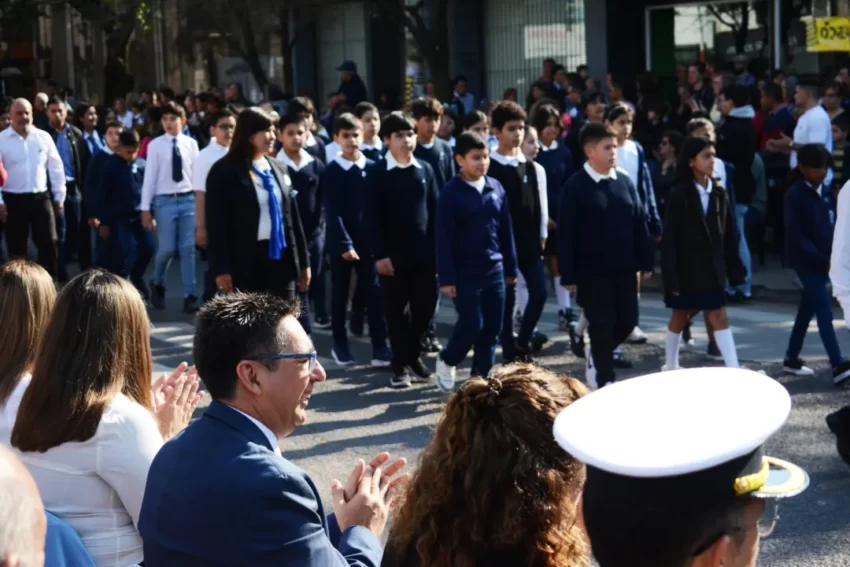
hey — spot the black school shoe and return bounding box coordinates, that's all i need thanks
[612,351,632,369]
[408,358,433,382]
[833,360,850,386]
[826,405,850,468]
[183,295,200,314]
[389,369,412,389]
[151,282,166,309]
[568,325,585,359]
[530,331,548,353]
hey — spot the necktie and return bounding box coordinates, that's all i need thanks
[253,165,286,260]
[172,138,183,183]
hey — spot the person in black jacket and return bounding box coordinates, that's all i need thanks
[288,97,327,165]
[782,144,850,384]
[366,112,438,388]
[661,136,744,372]
[565,89,606,172]
[206,107,310,301]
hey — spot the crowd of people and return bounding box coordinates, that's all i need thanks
[0,54,850,566]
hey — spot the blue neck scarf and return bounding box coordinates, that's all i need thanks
[253,163,286,259]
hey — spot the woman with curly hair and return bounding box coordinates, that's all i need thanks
[383,364,590,567]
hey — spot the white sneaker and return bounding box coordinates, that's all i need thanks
[661,364,680,372]
[585,344,598,390]
[627,326,648,344]
[435,356,457,393]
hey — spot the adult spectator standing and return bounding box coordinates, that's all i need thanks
[140,293,409,566]
[688,63,714,111]
[0,445,46,567]
[336,61,368,107]
[0,99,65,277]
[33,92,49,131]
[778,78,834,188]
[451,75,475,116]
[225,82,251,107]
[45,96,88,281]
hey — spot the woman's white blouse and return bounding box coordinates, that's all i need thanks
[3,385,163,567]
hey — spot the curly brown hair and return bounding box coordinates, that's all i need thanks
[385,364,590,567]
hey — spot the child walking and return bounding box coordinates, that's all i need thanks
[661,135,744,371]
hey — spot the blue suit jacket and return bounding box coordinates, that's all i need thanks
[139,401,383,566]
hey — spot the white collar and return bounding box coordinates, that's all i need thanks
[334,153,367,171]
[207,140,229,153]
[694,178,713,194]
[303,132,317,147]
[490,150,527,166]
[540,140,559,151]
[362,138,382,151]
[465,177,486,192]
[277,148,315,171]
[583,161,617,182]
[228,406,281,455]
[104,147,115,155]
[419,139,435,149]
[385,152,421,170]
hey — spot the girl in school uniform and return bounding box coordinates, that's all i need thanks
[661,135,745,371]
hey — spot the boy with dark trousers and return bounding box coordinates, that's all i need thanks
[276,113,328,333]
[322,113,391,368]
[559,123,654,389]
[411,96,456,353]
[487,101,548,362]
[366,111,439,388]
[435,132,517,392]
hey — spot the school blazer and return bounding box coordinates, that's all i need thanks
[205,156,310,288]
[661,180,745,296]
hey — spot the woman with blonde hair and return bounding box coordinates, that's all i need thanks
[383,364,590,567]
[9,269,202,567]
[0,260,56,444]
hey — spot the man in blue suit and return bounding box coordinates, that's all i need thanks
[139,293,409,566]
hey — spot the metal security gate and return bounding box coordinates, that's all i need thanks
[483,0,587,101]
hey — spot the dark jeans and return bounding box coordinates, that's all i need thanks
[330,252,386,349]
[380,266,438,371]
[58,192,92,281]
[786,271,843,368]
[501,258,547,358]
[298,233,328,334]
[107,214,156,283]
[3,191,57,277]
[440,269,506,378]
[577,274,638,386]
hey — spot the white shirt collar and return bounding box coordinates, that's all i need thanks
[694,178,713,194]
[277,148,315,172]
[540,139,559,151]
[419,139,435,149]
[303,132,317,147]
[490,150,527,167]
[228,406,281,455]
[104,147,115,155]
[362,138,382,151]
[583,161,618,182]
[207,139,228,153]
[385,153,421,170]
[465,177,486,192]
[334,153,367,171]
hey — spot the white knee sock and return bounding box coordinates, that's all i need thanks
[713,328,740,368]
[575,312,589,335]
[515,273,528,317]
[665,330,681,369]
[555,284,571,311]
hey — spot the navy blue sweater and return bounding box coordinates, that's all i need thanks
[366,160,438,271]
[288,159,326,240]
[361,143,386,163]
[784,179,836,275]
[536,141,573,216]
[558,168,654,285]
[98,154,146,225]
[436,175,518,287]
[414,139,455,189]
[322,157,375,253]
[83,150,114,221]
[304,135,328,165]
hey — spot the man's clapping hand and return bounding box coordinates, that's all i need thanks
[331,452,410,537]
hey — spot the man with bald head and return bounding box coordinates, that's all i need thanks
[0,98,66,277]
[0,445,46,567]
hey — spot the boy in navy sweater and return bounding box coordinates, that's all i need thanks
[276,113,328,333]
[559,123,654,389]
[322,113,390,367]
[487,101,548,362]
[355,102,384,162]
[96,129,155,293]
[366,112,439,388]
[435,132,517,392]
[412,96,456,353]
[85,120,125,269]
[289,96,328,165]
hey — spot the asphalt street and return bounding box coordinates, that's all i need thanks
[146,265,850,566]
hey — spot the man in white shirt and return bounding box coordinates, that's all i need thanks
[0,98,66,277]
[193,108,235,301]
[780,79,834,186]
[140,101,200,313]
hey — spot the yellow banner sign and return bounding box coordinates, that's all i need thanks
[807,17,850,53]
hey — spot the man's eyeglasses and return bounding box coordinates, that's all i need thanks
[260,351,318,373]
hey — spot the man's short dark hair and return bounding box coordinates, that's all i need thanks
[454,75,468,85]
[194,293,301,400]
[277,113,307,131]
[379,111,415,139]
[46,96,64,109]
[686,117,714,135]
[160,101,186,119]
[333,113,361,136]
[721,85,750,108]
[410,97,444,120]
[118,129,140,149]
[797,77,821,97]
[353,101,378,119]
[209,108,235,126]
[761,82,783,103]
[490,101,526,130]
[454,131,488,157]
[288,96,315,117]
[579,122,616,148]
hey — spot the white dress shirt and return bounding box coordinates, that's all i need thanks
[0,374,29,446]
[584,161,620,182]
[792,104,834,185]
[385,153,421,170]
[713,159,727,188]
[490,150,549,239]
[695,178,712,215]
[230,406,281,455]
[333,153,367,171]
[140,133,199,211]
[616,140,640,187]
[192,140,228,192]
[0,126,66,204]
[252,158,284,241]
[6,389,162,567]
[275,148,315,172]
[325,141,341,163]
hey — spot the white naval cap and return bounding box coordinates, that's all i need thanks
[553,367,809,500]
